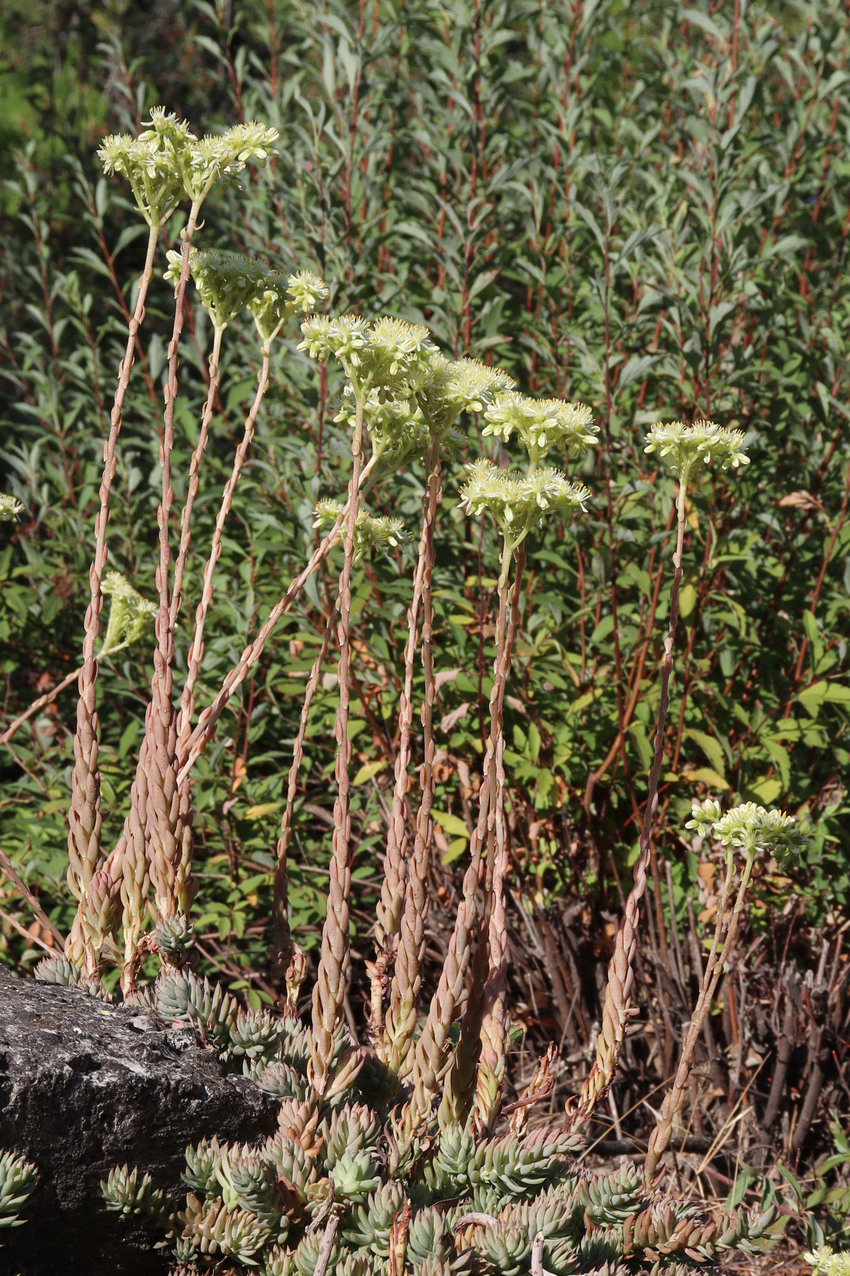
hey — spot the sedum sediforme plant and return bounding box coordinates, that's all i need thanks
[1,111,803,1272]
[64,110,281,980]
[0,1149,38,1234]
[104,304,783,1276]
[102,959,779,1275]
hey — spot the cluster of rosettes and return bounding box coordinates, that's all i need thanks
[313,500,409,559]
[33,953,109,998]
[644,421,749,479]
[460,459,591,542]
[99,571,157,658]
[0,1147,38,1229]
[95,967,777,1276]
[98,108,279,224]
[166,249,327,344]
[686,800,806,859]
[483,392,597,465]
[0,493,24,523]
[298,316,439,397]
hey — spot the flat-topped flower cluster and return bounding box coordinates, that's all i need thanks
[166,248,327,345]
[99,107,279,224]
[687,798,806,859]
[460,460,591,539]
[313,501,409,559]
[644,420,749,479]
[483,392,597,465]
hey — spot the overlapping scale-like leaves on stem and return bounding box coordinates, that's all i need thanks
[66,113,283,980]
[64,218,159,977]
[303,316,438,1093]
[406,395,593,1138]
[569,421,750,1133]
[380,358,514,1074]
[644,800,804,1184]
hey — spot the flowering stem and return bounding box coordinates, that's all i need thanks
[473,538,526,1130]
[413,538,524,1131]
[64,221,160,975]
[271,607,334,986]
[66,219,159,922]
[175,345,272,747]
[174,454,378,784]
[446,536,523,1127]
[156,201,201,648]
[373,495,429,959]
[99,458,378,979]
[644,848,754,1184]
[383,430,441,1073]
[569,472,689,1130]
[169,322,225,632]
[144,200,202,930]
[310,388,365,1093]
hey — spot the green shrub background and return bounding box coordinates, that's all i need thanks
[1,0,848,1012]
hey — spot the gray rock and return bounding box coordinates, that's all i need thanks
[0,967,278,1274]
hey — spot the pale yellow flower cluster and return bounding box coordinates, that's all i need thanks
[99,108,279,225]
[460,458,590,541]
[644,420,749,478]
[166,249,327,344]
[686,798,806,858]
[804,1248,850,1275]
[313,500,408,559]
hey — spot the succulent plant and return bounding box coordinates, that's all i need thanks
[100,964,777,1275]
[0,1151,38,1231]
[1,108,785,1276]
[155,969,237,1048]
[95,273,783,1271]
[101,1165,169,1226]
